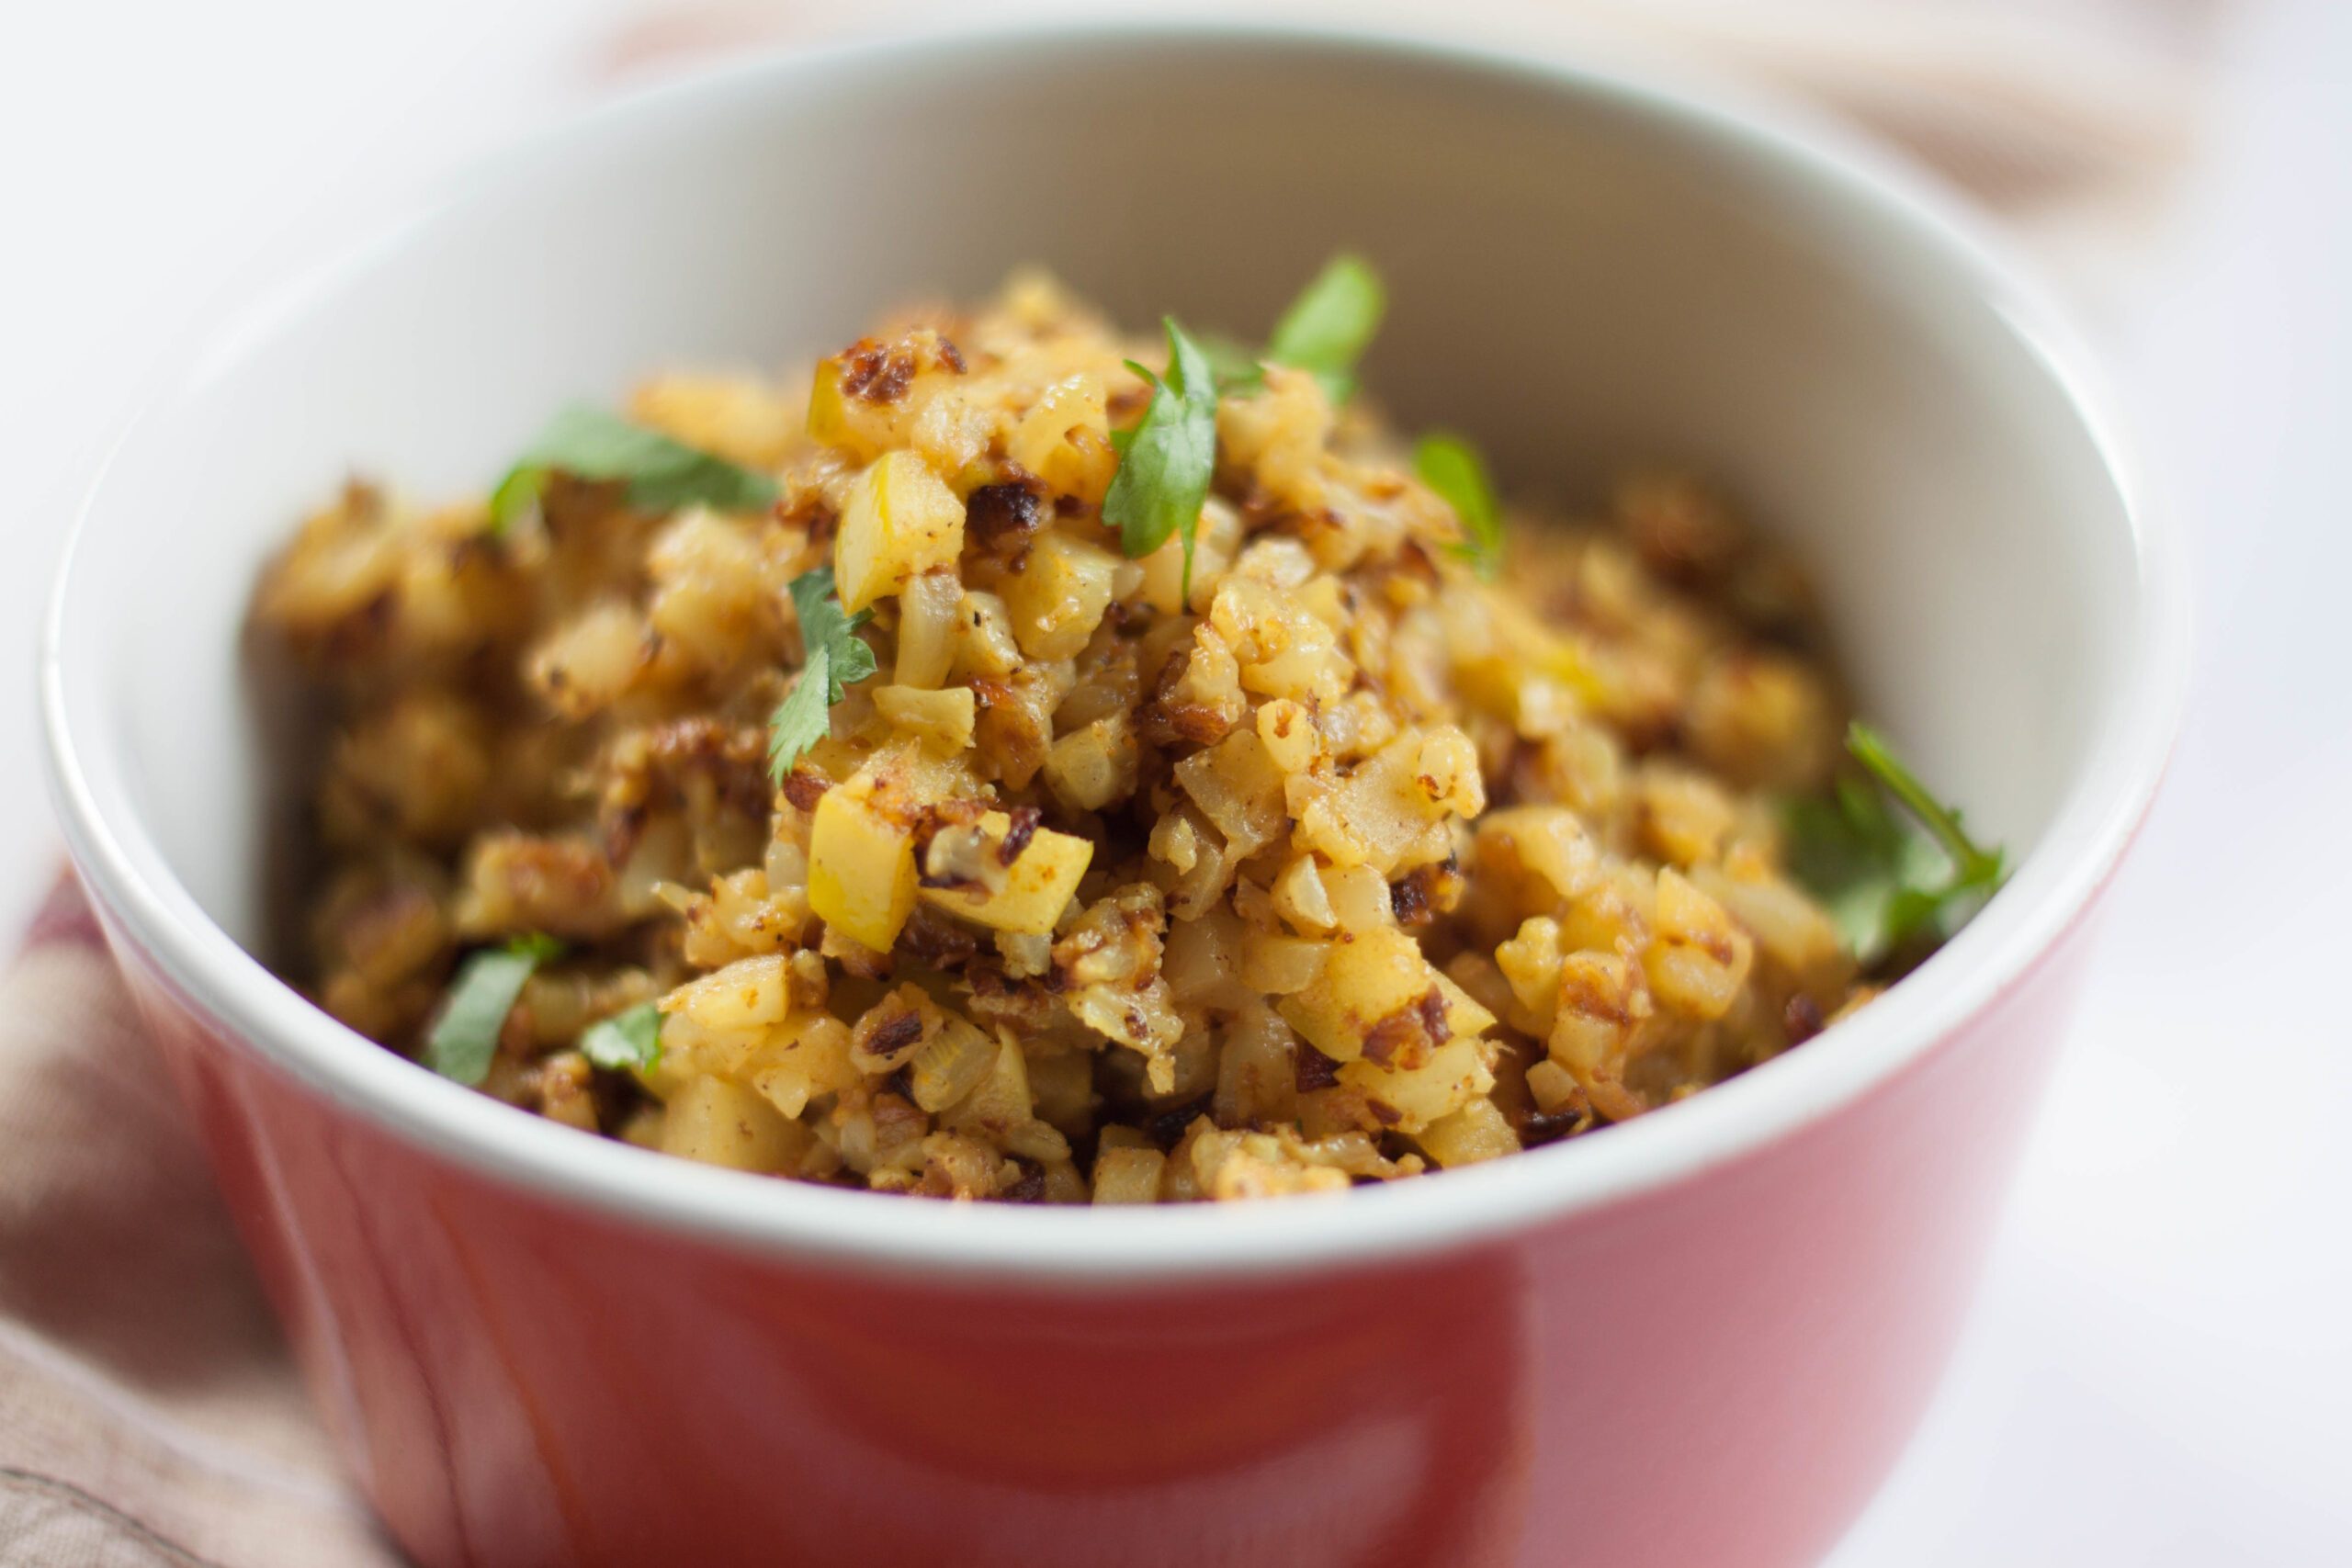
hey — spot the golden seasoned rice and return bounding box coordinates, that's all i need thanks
[254,274,1871,1204]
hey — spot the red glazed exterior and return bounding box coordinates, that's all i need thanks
[95,885,2107,1568]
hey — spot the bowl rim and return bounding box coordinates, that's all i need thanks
[38,14,2189,1288]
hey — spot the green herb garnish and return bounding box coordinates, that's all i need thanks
[767,565,877,782]
[1415,432,1505,580]
[1104,317,1220,603]
[488,404,779,534]
[1787,723,2007,967]
[1195,331,1267,392]
[579,1000,663,1073]
[1206,254,1388,400]
[1264,253,1386,405]
[425,933,564,1086]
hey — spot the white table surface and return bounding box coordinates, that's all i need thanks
[3,2,2346,1562]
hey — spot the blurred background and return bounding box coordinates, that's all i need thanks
[3,1,2346,1562]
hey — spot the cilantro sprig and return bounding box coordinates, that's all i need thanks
[488,405,779,534]
[1210,253,1388,402]
[580,1000,663,1073]
[1415,432,1505,581]
[1104,318,1220,603]
[1787,723,2007,968]
[425,933,563,1086]
[1102,257,1387,600]
[1263,254,1386,404]
[1195,332,1265,391]
[768,565,877,781]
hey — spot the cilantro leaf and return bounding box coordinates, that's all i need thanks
[768,566,876,781]
[1264,254,1386,405]
[488,404,779,534]
[1103,318,1219,603]
[1194,331,1267,394]
[788,566,879,701]
[425,933,563,1086]
[1783,779,1938,961]
[766,661,834,782]
[1785,724,2006,968]
[1846,723,2005,890]
[1204,255,1387,400]
[1415,432,1505,580]
[580,1000,663,1073]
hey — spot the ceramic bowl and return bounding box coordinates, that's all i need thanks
[40,20,2185,1567]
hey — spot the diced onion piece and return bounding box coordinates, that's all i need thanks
[942,1028,1034,1138]
[894,570,962,689]
[907,1011,1000,1112]
[1415,1098,1520,1168]
[1272,854,1336,932]
[1042,715,1137,813]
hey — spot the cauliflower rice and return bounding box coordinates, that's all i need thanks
[254,273,1892,1204]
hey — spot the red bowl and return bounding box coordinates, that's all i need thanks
[40,22,2186,1567]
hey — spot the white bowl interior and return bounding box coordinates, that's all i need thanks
[43,27,2172,1273]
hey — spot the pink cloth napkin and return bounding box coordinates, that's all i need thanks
[0,3,2225,1561]
[0,879,398,1564]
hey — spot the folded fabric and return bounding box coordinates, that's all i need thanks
[0,878,398,1565]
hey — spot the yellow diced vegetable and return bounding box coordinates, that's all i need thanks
[1000,530,1122,662]
[873,683,976,754]
[805,358,850,446]
[1415,1098,1520,1168]
[907,1011,1001,1112]
[672,953,790,1032]
[629,373,797,469]
[894,570,962,688]
[1642,868,1756,1020]
[1339,1036,1495,1132]
[743,1012,857,1119]
[919,811,1093,935]
[807,783,918,952]
[660,1077,803,1172]
[1240,933,1330,996]
[1524,1058,1583,1115]
[1042,715,1137,813]
[1091,1145,1167,1204]
[1278,927,1437,1063]
[1009,373,1114,501]
[835,450,965,612]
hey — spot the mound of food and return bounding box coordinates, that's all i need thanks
[253,259,1998,1202]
